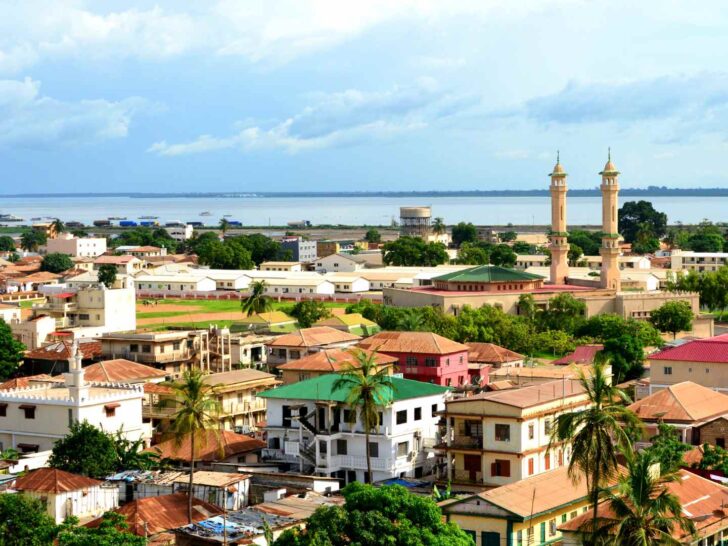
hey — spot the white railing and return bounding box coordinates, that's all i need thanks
[317,454,413,472]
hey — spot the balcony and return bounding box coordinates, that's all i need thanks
[318,454,414,472]
[142,403,178,419]
[120,351,192,364]
[453,469,483,483]
[224,400,267,415]
[450,436,484,449]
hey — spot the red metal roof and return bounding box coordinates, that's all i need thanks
[14,468,101,493]
[146,430,266,463]
[51,292,75,299]
[553,344,604,365]
[649,334,728,364]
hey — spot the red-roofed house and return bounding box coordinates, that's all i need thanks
[93,254,144,274]
[146,429,266,465]
[553,344,604,366]
[13,467,118,523]
[358,331,470,387]
[648,334,728,394]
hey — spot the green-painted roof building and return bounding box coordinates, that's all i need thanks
[432,265,544,292]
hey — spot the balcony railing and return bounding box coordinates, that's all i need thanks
[454,469,483,483]
[142,403,178,418]
[118,351,191,364]
[450,436,484,449]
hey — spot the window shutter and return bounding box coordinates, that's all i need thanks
[503,460,511,477]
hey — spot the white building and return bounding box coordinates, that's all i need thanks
[0,341,147,453]
[93,255,144,275]
[260,374,450,484]
[46,234,107,258]
[324,274,370,293]
[165,224,194,242]
[10,315,56,349]
[0,304,21,324]
[671,249,728,272]
[264,277,335,296]
[12,467,119,523]
[260,262,303,272]
[315,253,368,273]
[134,273,217,293]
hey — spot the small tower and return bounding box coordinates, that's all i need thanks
[63,339,89,403]
[599,149,621,291]
[549,151,569,284]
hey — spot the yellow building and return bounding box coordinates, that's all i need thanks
[438,380,591,487]
[441,465,601,546]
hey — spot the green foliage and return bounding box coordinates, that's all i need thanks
[273,483,473,546]
[241,281,273,317]
[567,230,601,256]
[113,226,178,253]
[49,421,119,478]
[567,243,583,266]
[195,237,254,269]
[287,300,331,328]
[0,235,15,251]
[97,264,117,288]
[41,252,73,273]
[498,230,517,242]
[0,493,59,546]
[432,217,447,235]
[382,236,448,266]
[489,244,517,267]
[455,242,490,265]
[618,200,668,244]
[511,241,533,253]
[451,222,478,247]
[57,512,145,546]
[534,330,575,356]
[687,221,726,252]
[697,443,728,474]
[0,319,25,381]
[537,292,586,335]
[644,423,691,474]
[363,228,381,243]
[112,432,161,471]
[650,300,694,339]
[71,229,89,238]
[667,267,728,317]
[20,229,47,251]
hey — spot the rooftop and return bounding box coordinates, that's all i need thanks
[0,374,58,390]
[451,379,587,409]
[648,334,728,364]
[553,344,604,366]
[275,348,397,372]
[259,373,449,403]
[466,342,524,364]
[14,467,101,493]
[25,339,102,361]
[357,331,468,355]
[433,265,544,283]
[268,326,361,348]
[202,368,278,387]
[238,311,296,324]
[628,381,728,422]
[146,430,266,463]
[75,359,167,383]
[94,255,139,264]
[314,313,378,328]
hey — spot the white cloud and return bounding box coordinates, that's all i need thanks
[149,79,474,156]
[0,77,151,148]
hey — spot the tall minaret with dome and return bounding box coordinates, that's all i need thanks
[599,149,621,291]
[548,151,569,284]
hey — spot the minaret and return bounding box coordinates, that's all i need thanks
[599,149,621,291]
[549,151,569,284]
[63,339,89,402]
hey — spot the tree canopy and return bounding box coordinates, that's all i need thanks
[618,200,668,244]
[644,423,691,474]
[286,300,330,328]
[0,493,59,546]
[97,264,117,288]
[57,512,145,546]
[363,228,381,243]
[650,300,693,339]
[382,237,448,266]
[0,319,25,381]
[451,222,478,247]
[49,421,119,478]
[0,235,15,252]
[41,253,73,273]
[20,229,47,252]
[274,483,473,546]
[112,226,178,253]
[567,230,601,256]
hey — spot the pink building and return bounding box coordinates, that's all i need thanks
[358,331,470,387]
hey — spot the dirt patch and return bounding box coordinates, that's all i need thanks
[136,303,202,313]
[137,311,243,326]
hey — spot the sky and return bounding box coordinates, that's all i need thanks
[2,0,728,193]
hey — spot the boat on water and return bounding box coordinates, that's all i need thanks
[138,215,159,220]
[108,216,127,221]
[200,211,212,216]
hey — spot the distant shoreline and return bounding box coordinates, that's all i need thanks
[2,187,728,198]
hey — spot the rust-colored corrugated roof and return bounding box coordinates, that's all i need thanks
[560,470,728,541]
[80,359,167,383]
[25,339,102,361]
[455,378,587,408]
[466,342,523,364]
[14,468,101,493]
[146,430,266,463]
[171,471,249,487]
[202,368,277,387]
[0,374,58,390]
[94,255,138,264]
[628,381,728,422]
[649,334,728,364]
[553,344,604,365]
[144,382,174,394]
[276,348,397,372]
[683,445,705,467]
[357,331,468,355]
[86,493,222,536]
[268,326,361,348]
[12,271,61,283]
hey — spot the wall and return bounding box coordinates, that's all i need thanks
[23,485,119,523]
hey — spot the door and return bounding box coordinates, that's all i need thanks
[481,532,500,546]
[463,454,481,481]
[318,407,326,430]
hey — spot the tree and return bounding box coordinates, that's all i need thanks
[71,229,89,238]
[689,231,724,252]
[644,423,691,474]
[650,300,693,339]
[396,310,425,332]
[288,300,331,328]
[0,235,15,252]
[0,493,59,546]
[0,319,25,381]
[568,243,583,266]
[237,233,282,265]
[219,218,230,237]
[57,512,145,546]
[196,238,254,269]
[451,222,478,247]
[333,351,395,484]
[363,228,381,244]
[168,369,222,523]
[456,242,490,265]
[602,335,645,383]
[20,229,47,252]
[550,359,641,541]
[499,230,517,242]
[512,241,533,254]
[51,219,66,235]
[112,432,161,471]
[48,421,118,478]
[535,329,575,356]
[595,451,694,544]
[632,222,661,254]
[568,230,602,256]
[432,217,446,236]
[489,244,517,267]
[112,226,178,253]
[275,483,472,546]
[41,253,73,273]
[382,237,447,266]
[538,293,586,334]
[97,264,117,288]
[697,443,728,474]
[618,201,668,244]
[241,281,273,317]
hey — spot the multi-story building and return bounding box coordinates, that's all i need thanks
[260,261,303,272]
[671,249,728,272]
[260,374,449,483]
[165,224,194,242]
[358,331,470,387]
[274,348,397,385]
[203,369,279,433]
[280,236,318,263]
[93,255,144,275]
[266,327,361,365]
[437,379,590,487]
[314,253,367,273]
[46,234,107,258]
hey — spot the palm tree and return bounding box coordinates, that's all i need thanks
[168,369,222,523]
[432,217,446,236]
[241,280,272,317]
[51,218,65,236]
[333,350,395,484]
[595,451,695,545]
[549,358,642,543]
[219,218,230,237]
[396,310,423,332]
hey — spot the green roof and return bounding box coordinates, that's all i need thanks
[258,373,449,403]
[238,311,296,324]
[314,313,378,328]
[433,265,544,283]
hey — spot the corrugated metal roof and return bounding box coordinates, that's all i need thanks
[14,468,101,493]
[466,342,524,364]
[268,327,361,348]
[553,344,604,365]
[628,381,728,422]
[146,430,266,463]
[79,359,167,383]
[649,334,728,364]
[275,348,397,373]
[358,331,468,355]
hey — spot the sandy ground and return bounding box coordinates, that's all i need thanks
[137,311,242,326]
[136,303,202,313]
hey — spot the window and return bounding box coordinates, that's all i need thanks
[397,441,409,458]
[495,424,510,442]
[406,356,417,366]
[491,459,511,477]
[343,409,352,423]
[173,341,181,351]
[318,440,327,454]
[336,439,347,455]
[368,442,379,458]
[237,393,244,404]
[562,514,567,523]
[20,405,36,419]
[446,378,452,386]
[544,452,551,471]
[104,403,119,417]
[570,511,577,520]
[0,404,6,417]
[528,423,534,440]
[528,458,534,475]
[141,344,151,353]
[425,357,437,367]
[544,419,552,435]
[129,344,139,352]
[431,404,439,416]
[549,519,556,536]
[396,410,407,425]
[664,366,672,375]
[516,530,523,546]
[414,407,422,421]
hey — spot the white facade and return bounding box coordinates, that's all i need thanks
[134,274,217,292]
[20,482,119,523]
[0,305,21,324]
[671,249,728,272]
[165,224,194,241]
[264,392,446,483]
[324,275,370,293]
[315,254,367,273]
[264,278,335,296]
[46,234,107,258]
[10,315,56,349]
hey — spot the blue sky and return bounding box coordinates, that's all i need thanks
[2,0,728,193]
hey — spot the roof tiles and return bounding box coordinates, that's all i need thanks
[357,331,468,355]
